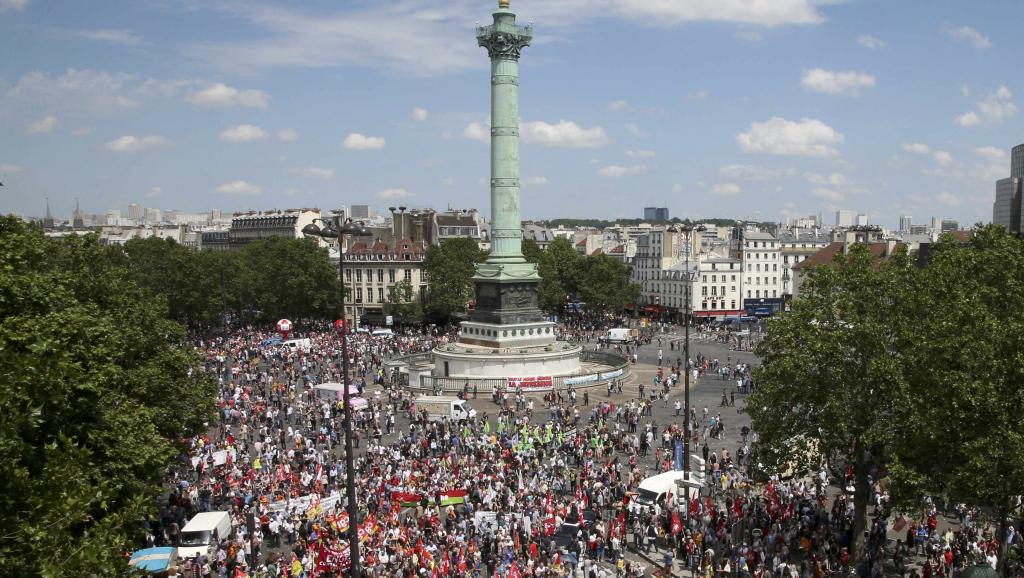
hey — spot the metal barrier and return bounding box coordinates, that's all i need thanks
[388,348,631,393]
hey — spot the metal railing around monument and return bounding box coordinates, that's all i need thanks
[392,348,631,393]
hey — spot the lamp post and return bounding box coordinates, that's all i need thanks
[302,214,372,576]
[677,222,705,489]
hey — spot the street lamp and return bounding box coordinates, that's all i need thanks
[302,213,372,576]
[677,222,705,492]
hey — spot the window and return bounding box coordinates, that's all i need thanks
[756,264,761,272]
[773,264,778,272]
[731,275,736,282]
[783,256,789,264]
[388,269,396,283]
[712,286,717,296]
[377,269,384,283]
[731,286,736,292]
[747,290,751,298]
[356,288,363,303]
[702,286,708,296]
[747,264,751,271]
[702,275,707,283]
[773,277,777,285]
[355,269,362,283]
[378,288,384,302]
[345,269,352,281]
[404,269,412,281]
[366,289,373,303]
[731,300,736,309]
[756,290,761,298]
[773,290,777,298]
[712,275,717,283]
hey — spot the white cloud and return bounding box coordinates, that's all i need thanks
[343,132,386,150]
[522,120,610,148]
[70,28,146,46]
[935,191,961,207]
[377,188,412,199]
[857,35,884,49]
[954,111,981,127]
[0,0,28,12]
[608,100,631,111]
[145,186,163,198]
[26,115,57,134]
[8,69,141,113]
[185,82,269,109]
[277,128,298,142]
[961,84,971,97]
[597,164,648,177]
[625,149,656,158]
[289,166,334,179]
[955,86,1017,126]
[736,117,844,157]
[71,127,91,137]
[523,176,549,186]
[185,1,822,77]
[462,122,490,143]
[800,68,876,96]
[932,150,953,166]
[690,89,710,101]
[946,25,991,49]
[214,180,262,195]
[0,163,25,173]
[901,142,931,154]
[975,146,1005,161]
[623,123,649,138]
[811,188,844,202]
[711,182,741,195]
[719,164,795,181]
[672,184,684,193]
[411,107,428,122]
[104,135,169,152]
[803,172,847,186]
[219,124,268,143]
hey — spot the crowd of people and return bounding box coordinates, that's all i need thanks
[139,321,1014,578]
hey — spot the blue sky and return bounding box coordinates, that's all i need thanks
[1,0,1021,228]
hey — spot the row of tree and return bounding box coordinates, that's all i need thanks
[748,225,1024,569]
[0,217,219,576]
[116,235,342,327]
[420,237,640,323]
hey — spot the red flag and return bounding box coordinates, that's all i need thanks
[509,562,522,578]
[672,511,682,535]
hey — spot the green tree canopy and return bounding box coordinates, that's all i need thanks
[0,217,217,577]
[384,278,423,323]
[893,226,1024,570]
[422,237,487,323]
[747,243,916,563]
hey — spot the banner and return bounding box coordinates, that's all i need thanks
[563,373,598,386]
[506,376,552,389]
[439,489,468,506]
[599,368,624,380]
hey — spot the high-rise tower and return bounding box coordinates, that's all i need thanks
[458,0,553,348]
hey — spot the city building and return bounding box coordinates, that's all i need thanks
[661,255,742,321]
[350,204,372,220]
[228,209,320,248]
[791,239,903,299]
[899,215,913,232]
[835,210,858,227]
[632,227,683,316]
[343,236,427,326]
[993,144,1024,234]
[741,230,783,314]
[777,229,831,300]
[856,213,869,226]
[941,219,959,233]
[435,209,484,247]
[643,207,669,221]
[128,203,143,221]
[930,216,943,231]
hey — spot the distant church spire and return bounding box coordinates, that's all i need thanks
[73,197,84,229]
[43,197,54,229]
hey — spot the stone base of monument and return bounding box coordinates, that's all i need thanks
[432,339,583,379]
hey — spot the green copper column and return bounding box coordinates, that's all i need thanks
[477,2,532,264]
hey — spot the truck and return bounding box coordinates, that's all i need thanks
[413,395,476,423]
[176,511,233,561]
[605,327,636,344]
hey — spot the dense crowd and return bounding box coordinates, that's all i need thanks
[141,322,1015,578]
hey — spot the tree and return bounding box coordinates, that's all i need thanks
[0,217,217,577]
[234,237,341,322]
[576,254,639,314]
[894,226,1024,573]
[422,237,487,323]
[747,244,916,564]
[522,239,568,313]
[383,278,423,323]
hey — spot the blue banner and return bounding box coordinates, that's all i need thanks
[674,440,683,471]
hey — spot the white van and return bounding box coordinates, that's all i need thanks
[371,328,394,337]
[606,328,635,344]
[177,511,233,561]
[283,338,312,352]
[629,471,702,514]
[414,396,476,423]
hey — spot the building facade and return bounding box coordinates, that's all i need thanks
[343,238,426,326]
[228,209,320,247]
[643,207,669,221]
[741,230,783,314]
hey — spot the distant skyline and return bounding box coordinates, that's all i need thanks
[2,0,1023,228]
